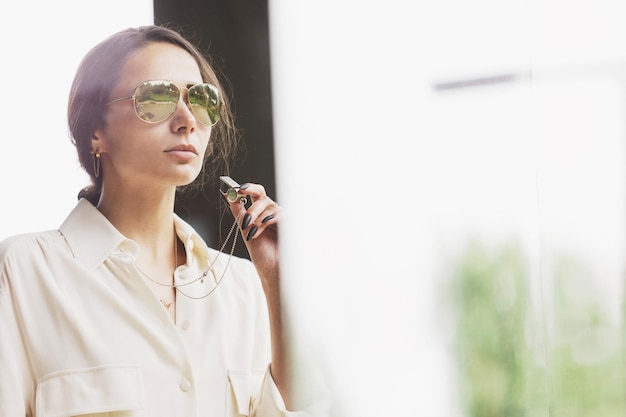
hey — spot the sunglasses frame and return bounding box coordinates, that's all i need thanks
[106,80,221,126]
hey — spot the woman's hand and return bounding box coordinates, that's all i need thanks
[224,182,281,282]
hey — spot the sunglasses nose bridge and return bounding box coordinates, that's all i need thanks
[177,85,190,104]
[171,86,199,126]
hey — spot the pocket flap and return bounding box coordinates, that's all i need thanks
[36,364,143,417]
[228,370,251,416]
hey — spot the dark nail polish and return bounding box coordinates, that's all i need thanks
[246,225,258,241]
[261,214,274,224]
[242,214,252,229]
[239,183,250,190]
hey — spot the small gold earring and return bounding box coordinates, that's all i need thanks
[92,150,101,178]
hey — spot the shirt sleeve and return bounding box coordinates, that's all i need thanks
[252,365,331,417]
[238,258,331,417]
[0,244,34,416]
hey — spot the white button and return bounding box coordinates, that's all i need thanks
[187,239,194,251]
[181,320,191,331]
[179,377,191,392]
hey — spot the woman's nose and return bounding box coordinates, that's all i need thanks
[171,91,197,132]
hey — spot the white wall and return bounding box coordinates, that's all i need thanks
[0,1,153,240]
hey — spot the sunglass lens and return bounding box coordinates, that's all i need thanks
[134,81,179,123]
[188,84,221,126]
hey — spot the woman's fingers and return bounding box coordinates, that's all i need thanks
[225,182,280,241]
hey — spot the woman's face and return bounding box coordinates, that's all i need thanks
[94,42,211,191]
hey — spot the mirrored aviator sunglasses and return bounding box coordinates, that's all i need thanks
[107,80,221,126]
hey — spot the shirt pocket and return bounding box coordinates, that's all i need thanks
[36,364,144,417]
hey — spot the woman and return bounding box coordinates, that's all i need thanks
[0,25,299,416]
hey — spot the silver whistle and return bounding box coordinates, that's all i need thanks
[220,176,247,203]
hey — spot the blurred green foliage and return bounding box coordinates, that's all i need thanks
[449,240,625,417]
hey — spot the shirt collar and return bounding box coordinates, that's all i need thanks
[173,212,213,264]
[59,199,128,271]
[59,198,213,271]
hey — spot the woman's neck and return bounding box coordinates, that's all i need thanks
[96,185,178,259]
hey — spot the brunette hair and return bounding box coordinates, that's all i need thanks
[67,25,239,205]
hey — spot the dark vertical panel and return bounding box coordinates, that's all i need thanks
[153,0,274,258]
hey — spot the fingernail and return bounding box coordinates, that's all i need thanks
[246,225,258,241]
[261,214,274,224]
[242,213,252,229]
[239,183,250,190]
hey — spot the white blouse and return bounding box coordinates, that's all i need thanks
[0,199,293,417]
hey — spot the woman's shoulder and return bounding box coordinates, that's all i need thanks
[0,230,65,263]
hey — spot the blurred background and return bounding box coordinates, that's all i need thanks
[2,0,626,416]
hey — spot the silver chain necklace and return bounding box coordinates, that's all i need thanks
[134,201,244,301]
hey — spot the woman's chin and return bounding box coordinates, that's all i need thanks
[172,166,203,186]
[174,171,203,188]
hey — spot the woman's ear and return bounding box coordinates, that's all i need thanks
[91,130,107,153]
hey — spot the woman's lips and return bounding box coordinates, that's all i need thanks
[165,144,198,161]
